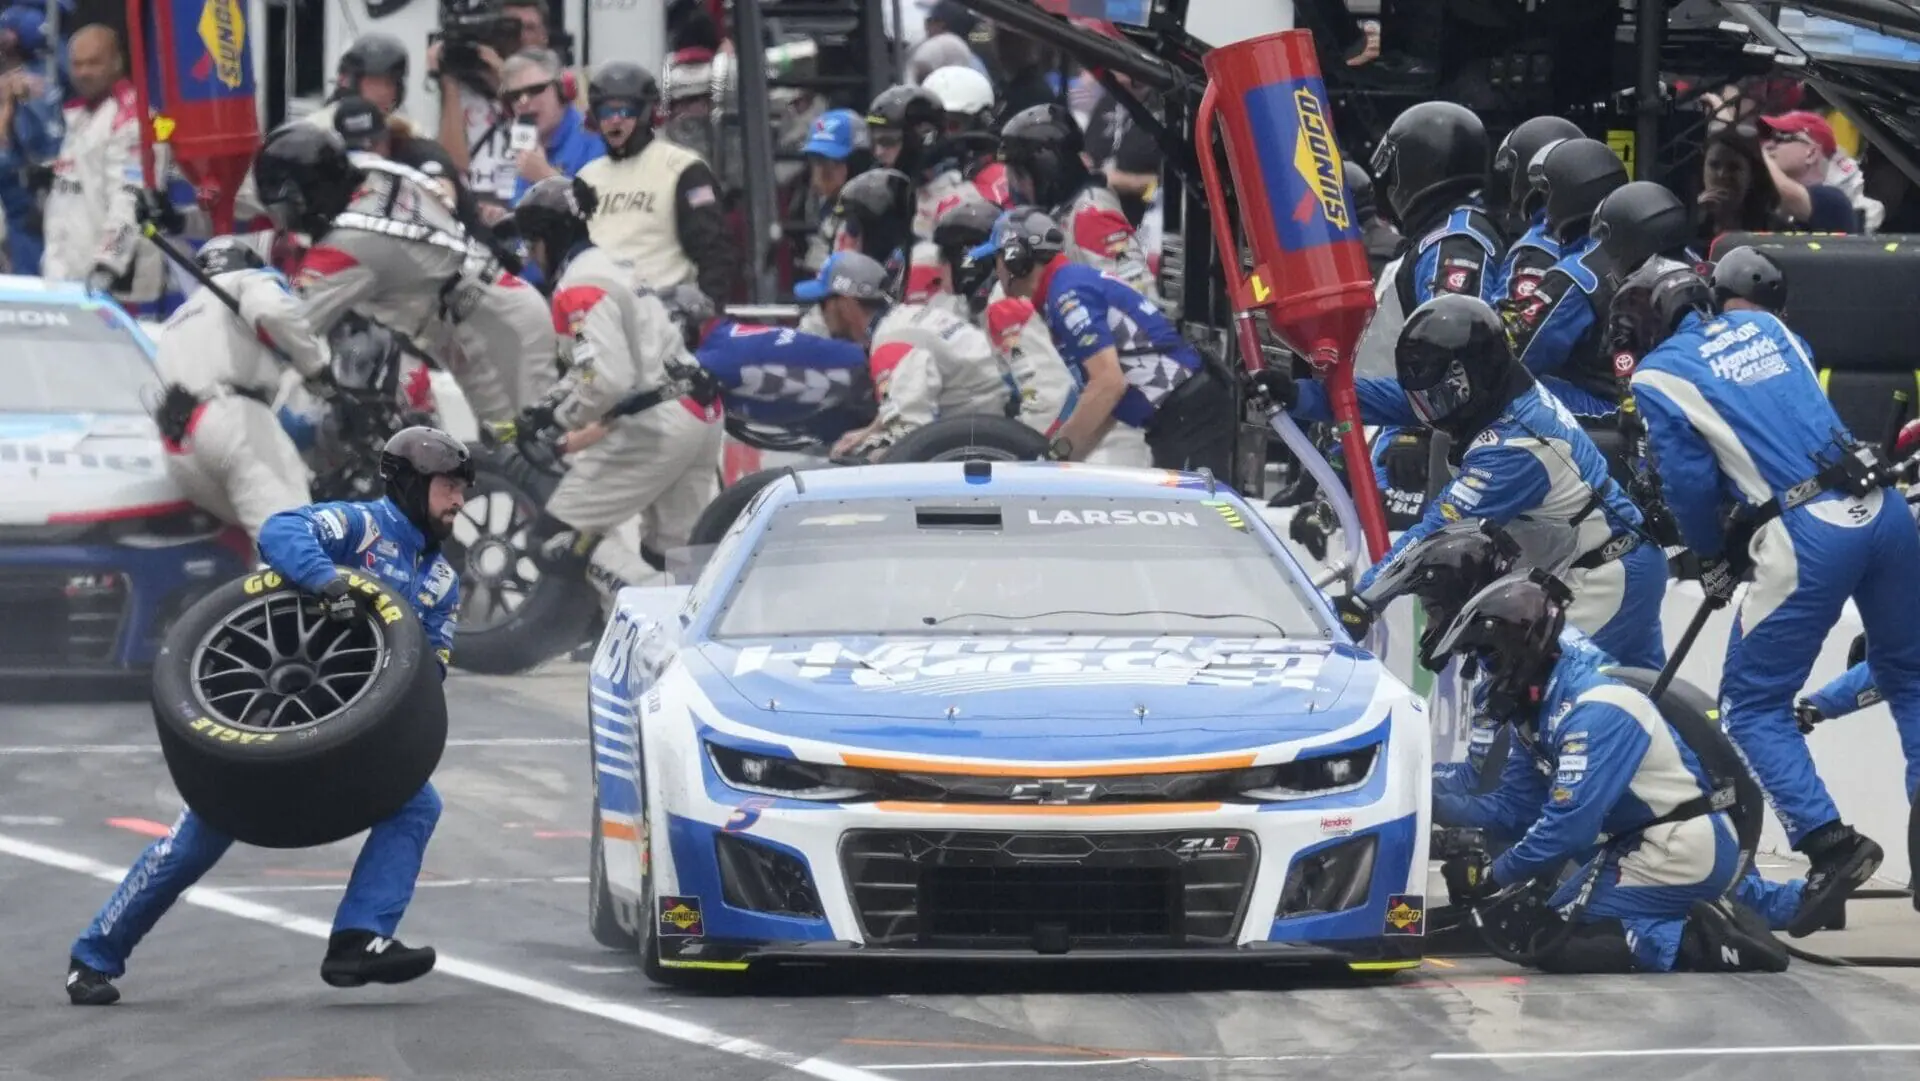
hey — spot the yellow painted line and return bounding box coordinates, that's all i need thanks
[657,958,749,971]
[1424,956,1457,969]
[1348,959,1422,972]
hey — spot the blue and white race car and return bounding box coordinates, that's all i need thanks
[586,461,1433,983]
[0,277,247,680]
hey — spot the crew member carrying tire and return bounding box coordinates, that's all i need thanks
[508,175,724,599]
[65,427,473,1006]
[998,103,1157,302]
[798,250,1021,459]
[154,238,335,539]
[978,207,1233,475]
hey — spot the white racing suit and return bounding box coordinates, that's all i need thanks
[42,81,165,304]
[1056,183,1158,302]
[293,155,537,422]
[903,239,973,321]
[155,269,331,536]
[864,302,1016,454]
[914,167,999,241]
[985,293,1074,437]
[542,246,724,595]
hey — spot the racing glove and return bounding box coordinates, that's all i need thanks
[1383,436,1430,495]
[134,189,187,237]
[1246,367,1298,412]
[1331,593,1374,638]
[1795,698,1826,736]
[1289,499,1335,562]
[1442,848,1500,906]
[1698,556,1740,610]
[315,576,357,623]
[1045,436,1073,462]
[83,266,118,295]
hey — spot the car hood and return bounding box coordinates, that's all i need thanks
[686,636,1379,760]
[0,412,177,524]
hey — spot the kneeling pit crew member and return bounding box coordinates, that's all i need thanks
[1429,572,1792,974]
[979,207,1233,476]
[998,104,1157,302]
[65,427,472,1005]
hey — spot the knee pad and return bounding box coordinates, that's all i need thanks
[1531,918,1641,974]
[1849,632,1868,669]
[1678,899,1790,973]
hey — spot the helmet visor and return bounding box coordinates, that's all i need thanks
[1403,358,1472,425]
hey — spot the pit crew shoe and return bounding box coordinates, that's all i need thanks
[1788,826,1883,939]
[66,957,120,1006]
[320,931,437,988]
[1680,900,1789,973]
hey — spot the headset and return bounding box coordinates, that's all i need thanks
[998,208,1065,279]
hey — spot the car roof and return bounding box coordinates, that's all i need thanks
[767,462,1248,505]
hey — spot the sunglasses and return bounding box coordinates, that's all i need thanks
[504,80,553,105]
[594,102,639,121]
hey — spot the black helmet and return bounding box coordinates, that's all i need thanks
[1710,245,1787,313]
[980,205,1066,278]
[1610,255,1714,358]
[867,85,944,178]
[1360,520,1523,671]
[588,61,660,158]
[1591,181,1693,284]
[1429,571,1571,723]
[1493,116,1584,220]
[194,236,264,277]
[1369,102,1488,229]
[933,199,1002,310]
[835,168,917,265]
[331,93,386,150]
[338,33,409,107]
[512,176,597,278]
[998,103,1090,209]
[1395,294,1520,435]
[1534,138,1628,245]
[254,124,361,236]
[1344,160,1377,222]
[379,426,475,541]
[327,313,402,393]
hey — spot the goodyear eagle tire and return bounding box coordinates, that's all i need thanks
[149,566,448,849]
[882,415,1052,464]
[689,461,839,547]
[446,446,599,675]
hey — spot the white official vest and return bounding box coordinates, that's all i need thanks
[578,139,703,290]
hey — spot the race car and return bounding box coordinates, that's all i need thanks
[585,460,1434,984]
[0,276,248,680]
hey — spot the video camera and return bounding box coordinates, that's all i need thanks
[431,0,523,90]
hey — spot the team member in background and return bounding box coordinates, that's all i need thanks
[65,427,471,1006]
[1430,574,1791,974]
[1344,162,1402,280]
[1616,246,1920,933]
[865,83,952,236]
[797,251,1016,459]
[979,208,1230,475]
[1504,138,1631,418]
[428,14,519,216]
[1258,294,1669,670]
[919,65,1009,209]
[0,21,67,276]
[509,176,723,598]
[1489,115,1585,302]
[932,200,1075,433]
[831,167,920,293]
[307,33,410,133]
[575,60,736,307]
[997,104,1156,299]
[799,109,871,275]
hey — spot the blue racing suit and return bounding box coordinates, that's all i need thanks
[1806,662,1882,720]
[1631,310,1920,841]
[72,498,456,977]
[1504,236,1623,419]
[1436,632,1795,970]
[1292,379,1667,668]
[696,320,875,445]
[1490,211,1561,309]
[1040,261,1203,430]
[0,72,64,274]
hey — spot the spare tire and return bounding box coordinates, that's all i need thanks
[882,415,1052,463]
[689,460,839,547]
[445,446,599,675]
[150,566,448,849]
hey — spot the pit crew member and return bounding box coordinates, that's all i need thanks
[1489,114,1584,301]
[65,427,472,1006]
[42,26,163,305]
[509,175,723,596]
[575,60,736,305]
[1256,293,1669,669]
[982,207,1232,476]
[799,108,871,274]
[865,83,961,237]
[998,103,1156,299]
[1430,573,1792,974]
[920,65,1010,209]
[1617,250,1918,934]
[798,250,1016,458]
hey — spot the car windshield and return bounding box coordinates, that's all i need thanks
[0,301,155,414]
[711,495,1328,639]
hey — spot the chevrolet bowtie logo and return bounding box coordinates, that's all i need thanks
[1007,779,1098,804]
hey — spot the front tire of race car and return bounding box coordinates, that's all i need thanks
[588,798,639,951]
[688,461,839,547]
[445,447,600,676]
[880,415,1053,463]
[149,567,448,849]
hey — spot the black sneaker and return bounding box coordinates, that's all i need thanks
[1680,899,1790,973]
[66,957,120,1006]
[1788,827,1883,939]
[320,930,437,988]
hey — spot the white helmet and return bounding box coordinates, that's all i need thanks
[921,65,995,121]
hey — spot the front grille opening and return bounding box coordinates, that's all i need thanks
[716,833,824,918]
[1275,834,1377,920]
[0,569,129,666]
[922,865,1173,944]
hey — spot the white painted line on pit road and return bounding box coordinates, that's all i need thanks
[0,832,891,1081]
[0,737,587,755]
[1431,1045,1920,1061]
[863,1057,1342,1070]
[219,875,593,894]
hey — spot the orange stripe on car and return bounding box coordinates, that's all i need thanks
[839,752,1256,777]
[872,801,1222,816]
[600,819,640,841]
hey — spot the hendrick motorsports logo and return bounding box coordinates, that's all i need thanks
[196,0,247,89]
[1292,87,1348,230]
[730,638,1328,694]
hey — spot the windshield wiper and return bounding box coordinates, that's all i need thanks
[920,609,1289,636]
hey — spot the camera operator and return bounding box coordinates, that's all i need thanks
[428,0,524,218]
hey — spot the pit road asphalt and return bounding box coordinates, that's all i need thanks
[4,668,1920,1081]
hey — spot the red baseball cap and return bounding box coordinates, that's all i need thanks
[1758,111,1837,157]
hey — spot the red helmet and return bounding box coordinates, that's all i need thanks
[1895,418,1920,463]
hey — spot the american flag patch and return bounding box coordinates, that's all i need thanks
[686,185,716,208]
